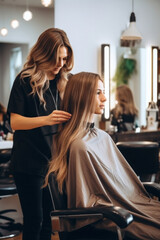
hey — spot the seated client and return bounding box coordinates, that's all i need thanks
[46,72,160,240]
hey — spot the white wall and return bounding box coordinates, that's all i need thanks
[54,0,160,75]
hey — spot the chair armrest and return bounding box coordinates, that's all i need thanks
[143,182,160,198]
[51,205,133,229]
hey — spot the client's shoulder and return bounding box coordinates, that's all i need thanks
[70,137,87,153]
[95,127,110,138]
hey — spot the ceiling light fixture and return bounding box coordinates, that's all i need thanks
[41,0,52,7]
[23,10,32,21]
[0,27,8,36]
[11,19,19,29]
[0,4,8,36]
[23,0,33,21]
[10,3,20,29]
[121,0,142,43]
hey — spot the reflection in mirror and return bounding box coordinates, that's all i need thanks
[0,42,28,107]
[112,47,150,127]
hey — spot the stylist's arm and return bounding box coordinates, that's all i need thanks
[10,110,71,130]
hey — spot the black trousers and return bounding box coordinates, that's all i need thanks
[14,173,53,240]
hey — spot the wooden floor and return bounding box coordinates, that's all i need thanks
[5,232,59,240]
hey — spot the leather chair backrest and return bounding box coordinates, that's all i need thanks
[116,141,159,175]
[48,173,67,210]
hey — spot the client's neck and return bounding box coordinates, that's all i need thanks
[88,114,94,123]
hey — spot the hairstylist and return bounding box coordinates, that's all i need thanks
[7,28,74,240]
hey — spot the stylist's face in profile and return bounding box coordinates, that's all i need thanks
[94,79,106,114]
[47,46,68,79]
[52,46,68,75]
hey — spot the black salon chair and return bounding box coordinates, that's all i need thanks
[0,149,23,239]
[48,173,134,240]
[49,173,160,240]
[116,141,159,182]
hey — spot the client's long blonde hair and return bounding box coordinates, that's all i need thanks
[45,72,102,192]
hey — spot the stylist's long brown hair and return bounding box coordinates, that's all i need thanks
[21,28,74,107]
[45,72,102,192]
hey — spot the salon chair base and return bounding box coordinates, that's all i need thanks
[0,178,23,239]
[0,222,22,239]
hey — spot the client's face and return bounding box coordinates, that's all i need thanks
[94,80,106,114]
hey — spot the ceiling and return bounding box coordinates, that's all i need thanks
[1,0,159,9]
[0,0,54,8]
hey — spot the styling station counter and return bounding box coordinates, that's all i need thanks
[109,130,160,145]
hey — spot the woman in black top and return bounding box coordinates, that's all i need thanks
[110,85,138,132]
[7,28,74,240]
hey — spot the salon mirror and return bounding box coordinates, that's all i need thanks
[108,46,159,128]
[112,47,147,127]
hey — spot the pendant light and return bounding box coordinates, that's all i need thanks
[10,4,19,29]
[41,0,52,7]
[23,0,33,21]
[121,0,142,41]
[23,10,32,21]
[11,19,19,29]
[0,4,8,36]
[0,27,8,37]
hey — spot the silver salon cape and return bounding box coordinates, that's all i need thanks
[65,127,160,240]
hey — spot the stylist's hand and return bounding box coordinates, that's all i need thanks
[47,110,72,125]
